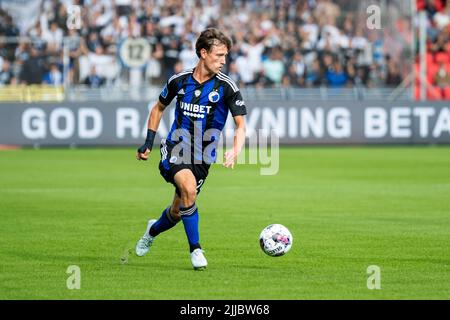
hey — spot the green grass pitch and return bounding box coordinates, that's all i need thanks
[0,146,449,299]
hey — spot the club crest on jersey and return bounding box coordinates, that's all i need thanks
[208,91,220,103]
[194,90,201,97]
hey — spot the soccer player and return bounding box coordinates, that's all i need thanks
[135,28,247,270]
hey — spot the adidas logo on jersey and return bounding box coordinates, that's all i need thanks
[178,88,185,95]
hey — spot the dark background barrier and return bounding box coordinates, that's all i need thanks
[1,101,449,146]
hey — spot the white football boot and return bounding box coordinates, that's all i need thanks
[135,219,157,257]
[190,248,207,270]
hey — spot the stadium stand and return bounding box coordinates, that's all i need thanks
[415,0,450,100]
[0,0,447,100]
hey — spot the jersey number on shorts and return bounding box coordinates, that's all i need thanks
[196,179,204,190]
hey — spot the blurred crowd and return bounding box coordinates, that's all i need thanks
[0,0,415,90]
[415,0,450,99]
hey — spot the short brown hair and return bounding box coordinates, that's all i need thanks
[195,28,232,58]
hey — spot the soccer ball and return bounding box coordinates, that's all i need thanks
[259,224,293,257]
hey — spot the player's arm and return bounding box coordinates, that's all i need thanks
[136,75,178,161]
[224,115,246,169]
[136,101,166,161]
[223,83,247,169]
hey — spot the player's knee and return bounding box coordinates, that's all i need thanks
[180,186,197,204]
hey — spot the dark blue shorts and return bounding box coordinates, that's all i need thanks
[158,140,210,197]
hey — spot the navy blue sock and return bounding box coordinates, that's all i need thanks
[149,206,178,237]
[180,203,201,252]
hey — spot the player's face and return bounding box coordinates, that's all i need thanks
[203,44,228,74]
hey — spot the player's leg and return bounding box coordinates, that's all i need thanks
[174,169,207,269]
[136,140,183,257]
[135,193,182,257]
[148,193,182,237]
[174,168,198,250]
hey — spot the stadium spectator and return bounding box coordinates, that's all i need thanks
[429,29,449,53]
[433,1,450,30]
[305,59,322,87]
[160,25,181,79]
[300,12,319,50]
[227,61,242,86]
[241,34,264,79]
[0,60,14,85]
[145,42,164,84]
[315,0,341,26]
[84,65,106,88]
[28,22,47,55]
[101,15,125,47]
[344,56,358,86]
[115,0,133,17]
[86,45,115,82]
[43,63,63,86]
[283,51,306,87]
[326,61,348,87]
[42,20,64,55]
[262,46,285,86]
[235,48,256,86]
[178,41,198,70]
[435,62,450,86]
[283,64,303,88]
[2,14,19,38]
[124,13,142,38]
[86,31,103,53]
[90,1,114,29]
[19,47,46,85]
[66,28,88,84]
[385,60,403,87]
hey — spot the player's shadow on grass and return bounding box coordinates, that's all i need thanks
[3,249,123,265]
[120,262,194,271]
[5,249,195,270]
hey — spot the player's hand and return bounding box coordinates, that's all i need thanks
[136,147,151,161]
[136,129,156,161]
[223,150,237,169]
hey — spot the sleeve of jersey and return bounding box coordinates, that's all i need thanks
[158,78,178,106]
[226,90,247,117]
